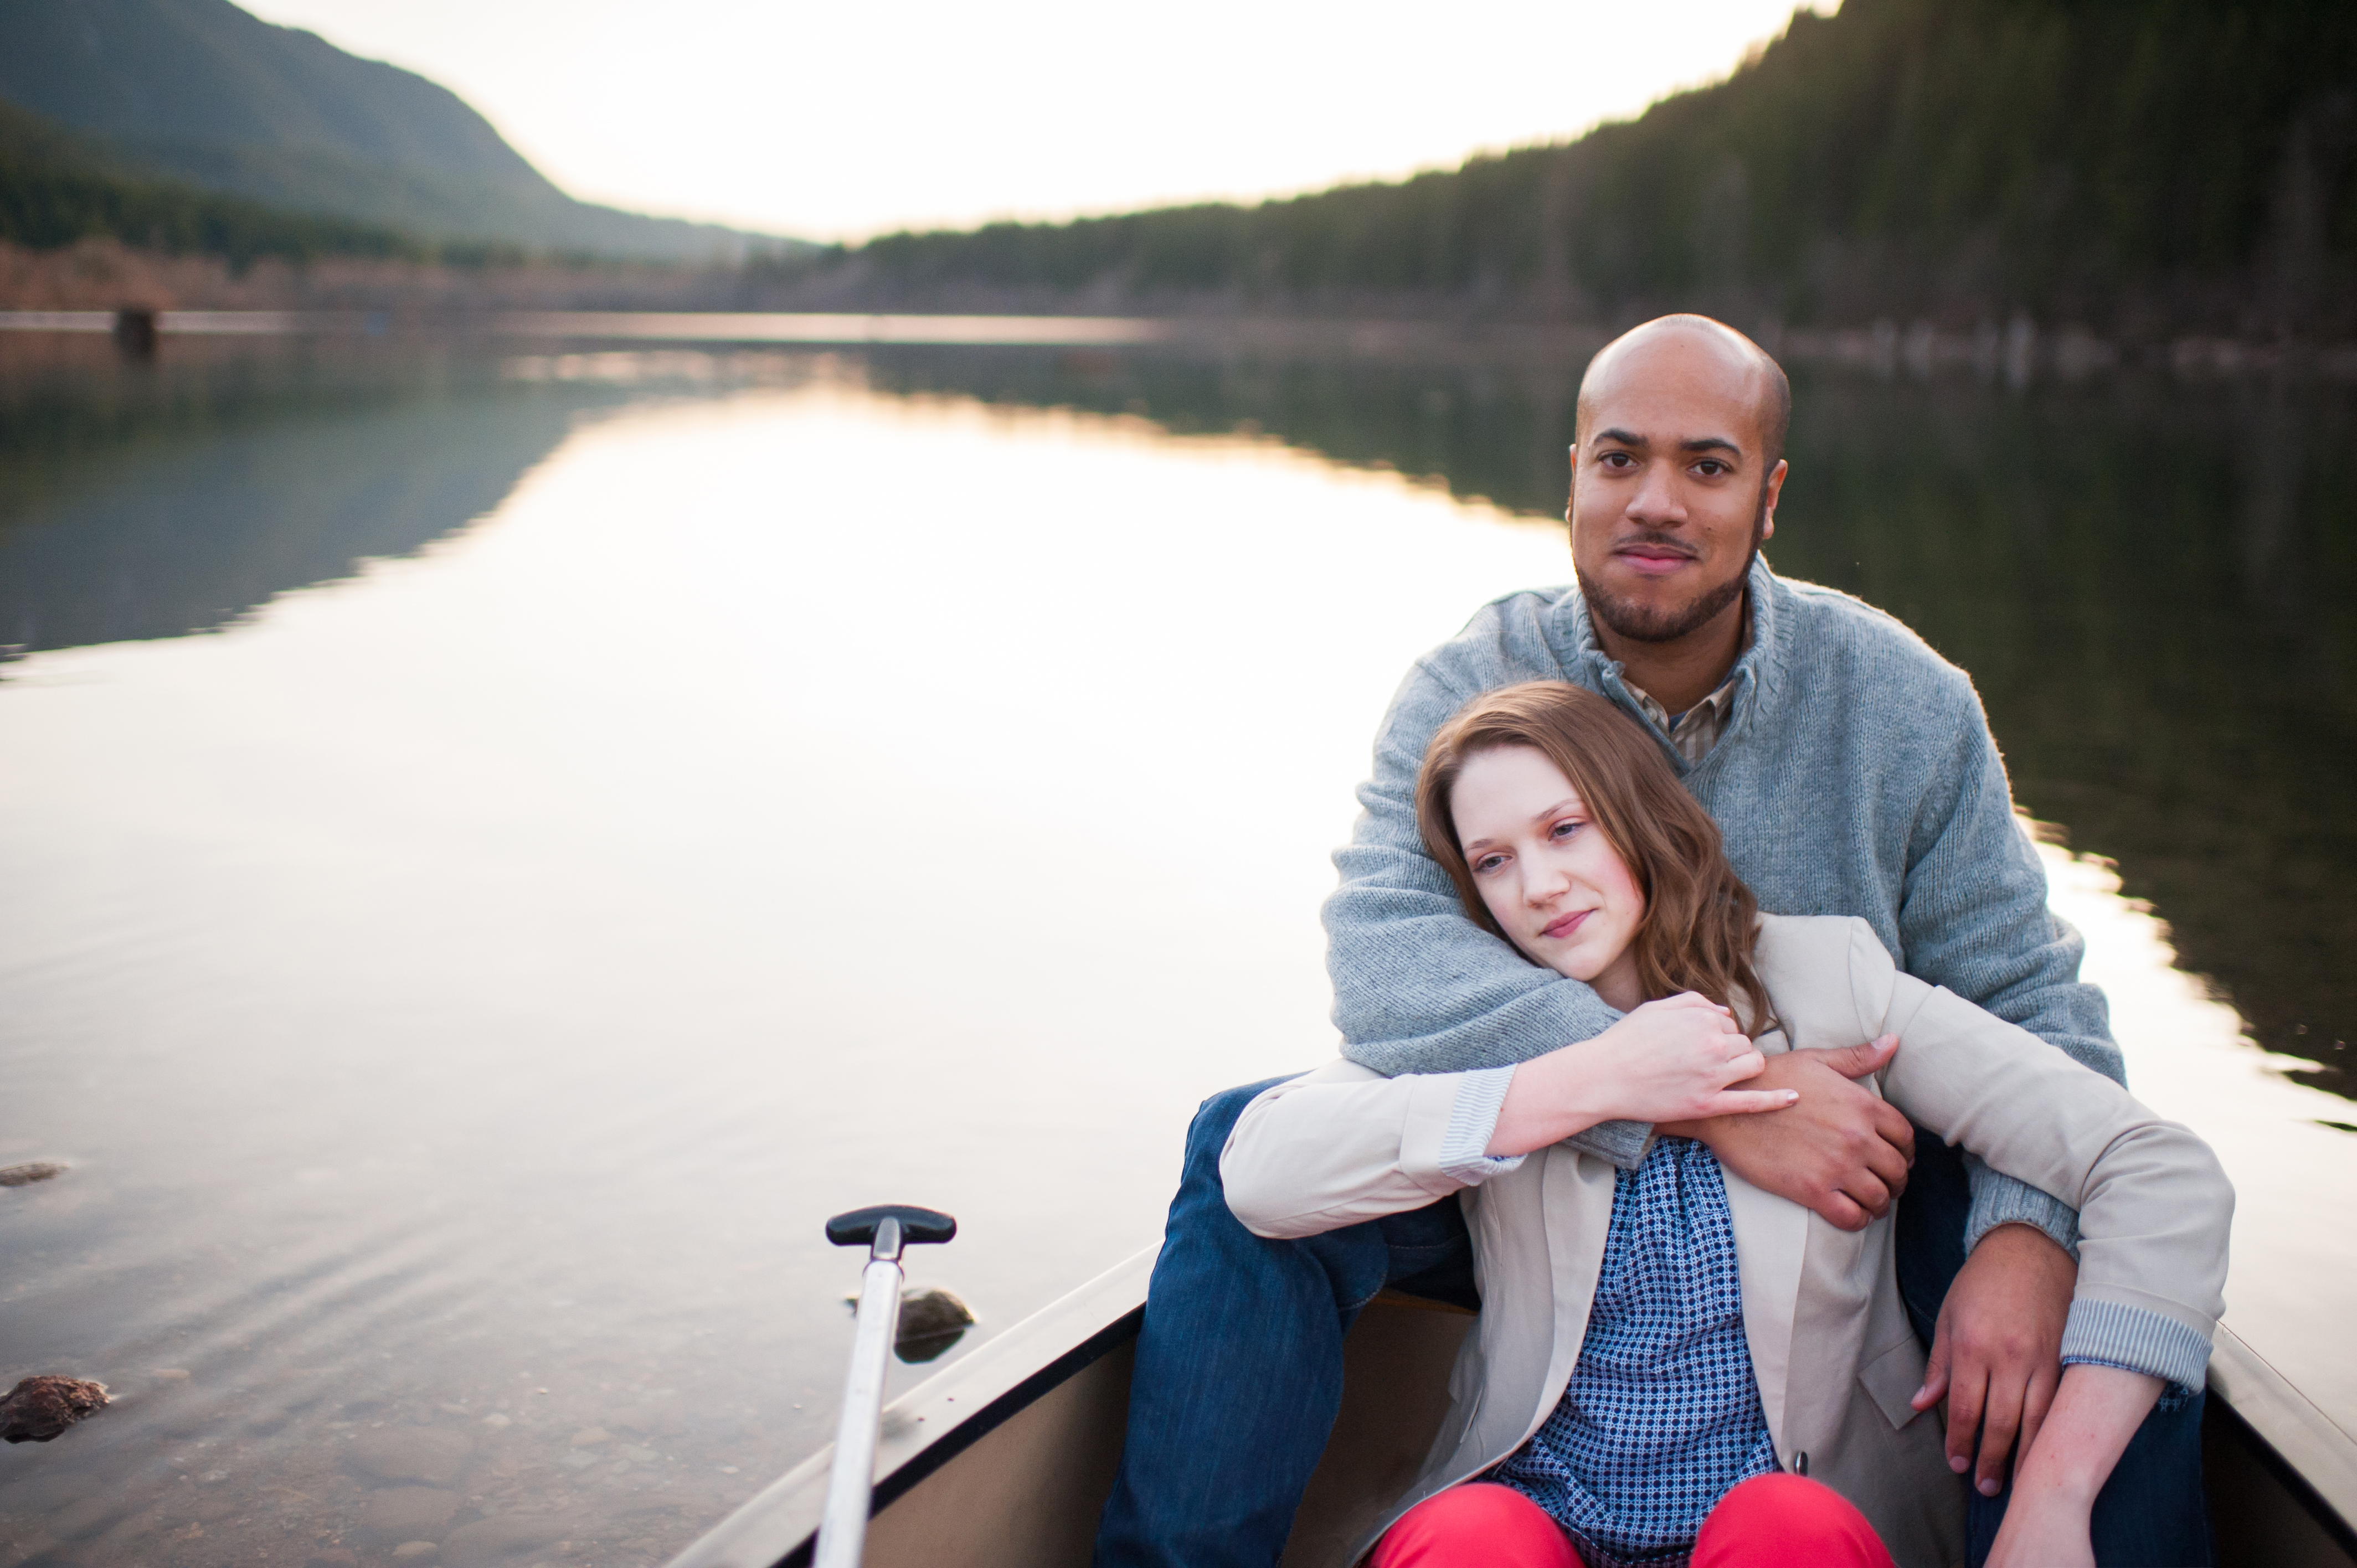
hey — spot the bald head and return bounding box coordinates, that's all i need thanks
[1576,314,1790,472]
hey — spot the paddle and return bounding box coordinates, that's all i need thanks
[815,1204,957,1568]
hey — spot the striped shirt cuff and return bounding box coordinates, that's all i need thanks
[1438,1066,1526,1185]
[2060,1298,2214,1393]
[1963,1160,2082,1259]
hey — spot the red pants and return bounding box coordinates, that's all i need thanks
[1368,1476,1897,1568]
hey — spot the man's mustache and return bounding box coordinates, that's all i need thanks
[1608,532,1701,560]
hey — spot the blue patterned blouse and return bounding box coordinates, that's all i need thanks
[1489,1136,1779,1568]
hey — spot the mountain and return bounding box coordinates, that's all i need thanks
[0,0,800,262]
[819,0,2356,338]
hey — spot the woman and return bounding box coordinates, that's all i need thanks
[1221,682,2231,1568]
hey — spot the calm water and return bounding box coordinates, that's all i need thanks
[1,333,2353,1568]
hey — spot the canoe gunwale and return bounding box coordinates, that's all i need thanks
[2209,1323,2357,1548]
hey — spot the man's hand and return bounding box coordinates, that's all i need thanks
[1661,1038,1913,1229]
[1911,1221,2077,1496]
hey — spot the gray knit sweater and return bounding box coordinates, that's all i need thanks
[1326,555,2118,1253]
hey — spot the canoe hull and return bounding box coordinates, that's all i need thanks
[668,1246,2357,1568]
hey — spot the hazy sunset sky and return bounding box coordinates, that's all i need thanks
[238,0,1831,242]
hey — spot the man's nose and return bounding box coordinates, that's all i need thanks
[1627,459,1687,524]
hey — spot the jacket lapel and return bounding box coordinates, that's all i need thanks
[1530,1145,1616,1443]
[1721,1167,1809,1456]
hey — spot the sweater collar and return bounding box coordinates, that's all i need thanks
[1548,554,1784,775]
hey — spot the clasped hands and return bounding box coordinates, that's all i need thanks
[1488,994,2076,1497]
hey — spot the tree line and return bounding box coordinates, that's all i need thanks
[0,100,440,267]
[817,0,2356,337]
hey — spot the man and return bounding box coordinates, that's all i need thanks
[1090,316,2210,1568]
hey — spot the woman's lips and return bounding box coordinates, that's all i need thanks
[1541,909,1592,941]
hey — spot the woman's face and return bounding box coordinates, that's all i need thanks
[1450,743,1647,1009]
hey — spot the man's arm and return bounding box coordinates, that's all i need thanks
[1326,656,1653,1165]
[1891,674,2128,1487]
[1898,684,2123,1255]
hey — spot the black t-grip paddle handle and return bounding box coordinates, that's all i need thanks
[825,1204,956,1259]
[814,1203,959,1568]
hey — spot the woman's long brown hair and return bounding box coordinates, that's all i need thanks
[1414,680,1772,1031]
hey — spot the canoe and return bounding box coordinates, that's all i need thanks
[667,1246,2357,1568]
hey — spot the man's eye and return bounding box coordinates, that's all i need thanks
[1694,460,1727,477]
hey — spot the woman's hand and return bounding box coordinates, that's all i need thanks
[1984,1364,2164,1568]
[1486,993,1797,1157]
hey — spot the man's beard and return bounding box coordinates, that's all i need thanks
[1579,493,1767,645]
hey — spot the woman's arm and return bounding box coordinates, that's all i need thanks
[1485,993,1793,1156]
[1222,997,1790,1239]
[1837,918,2231,1515]
[1984,1365,2165,1568]
[1219,1062,1478,1239]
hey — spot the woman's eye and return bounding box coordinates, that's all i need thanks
[1474,854,1506,874]
[1551,819,1581,840]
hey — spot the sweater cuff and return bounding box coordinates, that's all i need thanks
[1437,1067,1526,1184]
[2061,1298,2213,1394]
[1963,1160,2081,1258]
[1563,1117,1653,1170]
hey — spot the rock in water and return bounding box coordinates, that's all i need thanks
[346,1426,474,1485]
[0,1163,66,1188]
[358,1486,458,1543]
[896,1288,975,1364]
[0,1376,111,1442]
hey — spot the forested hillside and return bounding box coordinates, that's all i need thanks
[0,0,790,262]
[825,0,2357,337]
[0,99,424,265]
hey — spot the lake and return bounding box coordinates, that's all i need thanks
[1,328,2353,1568]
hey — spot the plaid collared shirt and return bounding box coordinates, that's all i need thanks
[1624,673,1741,767]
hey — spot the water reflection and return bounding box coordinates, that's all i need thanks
[0,362,1575,1567]
[1,341,2351,1568]
[860,345,2357,1087]
[0,339,643,653]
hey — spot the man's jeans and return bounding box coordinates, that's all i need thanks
[1090,1080,2212,1568]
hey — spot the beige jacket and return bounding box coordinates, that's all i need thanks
[1222,915,2233,1568]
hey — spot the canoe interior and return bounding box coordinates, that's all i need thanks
[666,1247,2357,1568]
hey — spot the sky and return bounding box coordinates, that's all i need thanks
[237,0,1833,243]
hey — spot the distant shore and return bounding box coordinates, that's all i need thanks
[7,239,2356,388]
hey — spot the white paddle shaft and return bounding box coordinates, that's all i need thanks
[815,1220,905,1568]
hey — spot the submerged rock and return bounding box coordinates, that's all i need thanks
[440,1513,565,1568]
[0,1163,66,1188]
[838,1285,977,1362]
[359,1486,458,1543]
[0,1376,111,1442]
[346,1426,473,1484]
[895,1288,975,1363]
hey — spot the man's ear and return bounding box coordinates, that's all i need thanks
[1759,458,1789,542]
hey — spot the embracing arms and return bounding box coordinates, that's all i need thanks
[1326,643,2103,1233]
[1223,993,1798,1238]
